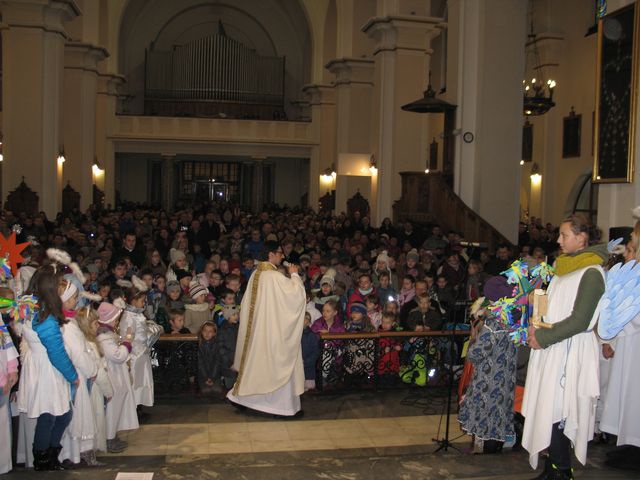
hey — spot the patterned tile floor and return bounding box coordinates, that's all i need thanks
[4,390,637,479]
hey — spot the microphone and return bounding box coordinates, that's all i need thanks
[458,241,488,248]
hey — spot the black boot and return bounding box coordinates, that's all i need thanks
[532,457,573,480]
[532,456,553,479]
[48,446,65,471]
[32,449,50,471]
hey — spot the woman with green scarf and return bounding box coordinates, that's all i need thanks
[522,214,607,480]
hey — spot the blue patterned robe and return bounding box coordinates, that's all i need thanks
[458,317,517,441]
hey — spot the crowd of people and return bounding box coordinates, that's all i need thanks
[0,202,637,478]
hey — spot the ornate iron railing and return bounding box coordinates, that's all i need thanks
[151,334,199,395]
[151,331,470,395]
[316,331,470,393]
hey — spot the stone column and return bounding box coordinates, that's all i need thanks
[251,157,266,213]
[161,154,176,213]
[0,0,79,216]
[63,41,107,210]
[326,58,376,220]
[363,14,441,225]
[326,58,375,154]
[96,73,124,209]
[303,84,336,211]
[446,0,527,243]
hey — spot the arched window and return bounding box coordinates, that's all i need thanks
[573,174,599,224]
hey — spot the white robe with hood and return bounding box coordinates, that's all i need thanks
[522,265,604,469]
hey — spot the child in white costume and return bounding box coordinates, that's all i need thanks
[97,302,138,453]
[17,266,78,471]
[58,282,99,466]
[119,284,154,408]
[0,312,19,474]
[76,307,113,458]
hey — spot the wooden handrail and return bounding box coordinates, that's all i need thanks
[320,330,469,340]
[393,171,514,252]
[158,333,198,341]
[156,332,470,342]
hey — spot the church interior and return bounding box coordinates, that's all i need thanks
[2,0,640,478]
[3,0,639,244]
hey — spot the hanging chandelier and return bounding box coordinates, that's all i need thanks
[523,5,556,116]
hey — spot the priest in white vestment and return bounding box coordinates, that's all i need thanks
[226,241,306,416]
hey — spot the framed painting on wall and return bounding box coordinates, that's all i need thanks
[563,108,582,158]
[593,3,639,183]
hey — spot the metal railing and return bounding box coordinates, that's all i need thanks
[150,330,470,396]
[316,331,469,393]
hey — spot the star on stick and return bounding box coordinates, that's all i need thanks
[0,231,30,276]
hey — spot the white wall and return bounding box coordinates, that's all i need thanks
[523,0,598,226]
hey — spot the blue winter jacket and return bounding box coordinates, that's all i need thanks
[33,313,78,384]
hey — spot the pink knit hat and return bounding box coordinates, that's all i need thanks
[98,302,122,325]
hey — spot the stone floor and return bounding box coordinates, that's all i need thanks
[4,389,637,479]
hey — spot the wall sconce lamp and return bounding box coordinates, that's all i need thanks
[530,163,542,184]
[369,155,377,173]
[92,162,104,176]
[321,164,336,180]
[57,148,66,165]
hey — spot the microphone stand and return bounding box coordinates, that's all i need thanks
[433,302,468,453]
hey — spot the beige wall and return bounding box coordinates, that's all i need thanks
[521,0,598,226]
[2,0,638,235]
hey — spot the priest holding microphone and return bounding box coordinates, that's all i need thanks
[226,241,307,417]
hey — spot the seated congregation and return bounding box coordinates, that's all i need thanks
[1,202,635,480]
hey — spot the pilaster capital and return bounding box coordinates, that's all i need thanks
[325,57,375,86]
[362,15,442,56]
[97,72,126,96]
[0,0,80,39]
[64,41,109,73]
[302,84,336,106]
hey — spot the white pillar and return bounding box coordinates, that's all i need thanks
[1,0,79,216]
[96,73,124,209]
[363,14,441,225]
[303,84,336,210]
[63,42,107,210]
[447,0,526,243]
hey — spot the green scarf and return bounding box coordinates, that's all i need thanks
[555,243,608,276]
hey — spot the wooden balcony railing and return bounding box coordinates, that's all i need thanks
[393,171,513,252]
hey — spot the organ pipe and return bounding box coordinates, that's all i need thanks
[145,32,285,106]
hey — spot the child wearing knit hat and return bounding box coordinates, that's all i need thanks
[184,283,212,333]
[96,302,138,453]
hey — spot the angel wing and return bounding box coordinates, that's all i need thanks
[607,237,624,254]
[46,248,71,265]
[80,291,103,302]
[597,260,640,340]
[131,275,148,292]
